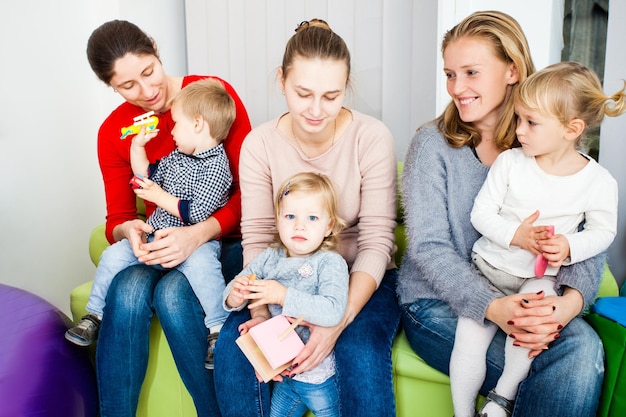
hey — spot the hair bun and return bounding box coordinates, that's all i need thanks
[295,18,331,33]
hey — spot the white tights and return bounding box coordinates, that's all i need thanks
[450,278,557,417]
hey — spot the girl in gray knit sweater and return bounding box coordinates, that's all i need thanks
[224,172,348,417]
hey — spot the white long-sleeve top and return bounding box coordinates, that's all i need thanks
[471,148,617,278]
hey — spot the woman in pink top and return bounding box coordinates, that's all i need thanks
[214,19,400,417]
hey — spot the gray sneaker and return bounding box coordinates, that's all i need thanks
[205,332,219,370]
[65,313,101,346]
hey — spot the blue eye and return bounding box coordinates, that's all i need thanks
[308,215,318,221]
[285,214,295,220]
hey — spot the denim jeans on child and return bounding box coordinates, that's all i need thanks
[270,375,340,417]
[215,269,401,417]
[87,237,228,328]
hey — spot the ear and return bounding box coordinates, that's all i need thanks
[277,67,286,94]
[324,219,334,238]
[194,114,205,133]
[507,63,519,85]
[565,118,585,141]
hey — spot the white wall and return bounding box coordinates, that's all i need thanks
[185,0,440,162]
[0,0,187,316]
[1,0,623,316]
[185,0,564,162]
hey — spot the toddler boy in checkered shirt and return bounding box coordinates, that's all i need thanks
[66,79,235,369]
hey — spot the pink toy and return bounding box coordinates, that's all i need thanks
[534,225,555,277]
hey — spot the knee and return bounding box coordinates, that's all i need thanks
[153,270,193,310]
[533,319,604,386]
[103,265,157,317]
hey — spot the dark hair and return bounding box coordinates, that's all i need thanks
[86,20,159,85]
[281,19,351,82]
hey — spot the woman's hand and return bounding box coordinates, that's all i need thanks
[486,290,560,357]
[138,218,218,268]
[289,320,345,375]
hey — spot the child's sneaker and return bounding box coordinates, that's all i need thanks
[205,332,219,369]
[65,313,101,346]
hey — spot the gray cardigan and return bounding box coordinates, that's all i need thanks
[397,122,604,323]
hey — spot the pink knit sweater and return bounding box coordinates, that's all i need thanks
[240,109,397,287]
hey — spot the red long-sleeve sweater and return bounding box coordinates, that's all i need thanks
[97,75,251,244]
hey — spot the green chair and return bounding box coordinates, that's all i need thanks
[70,164,619,417]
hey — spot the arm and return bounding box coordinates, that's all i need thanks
[129,128,155,176]
[275,254,349,327]
[470,150,522,249]
[561,178,618,264]
[98,111,150,244]
[401,126,499,322]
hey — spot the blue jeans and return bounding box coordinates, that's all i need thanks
[96,238,242,417]
[88,238,228,329]
[270,376,340,417]
[215,269,401,417]
[400,298,604,417]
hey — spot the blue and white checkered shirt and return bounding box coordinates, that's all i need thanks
[147,143,232,231]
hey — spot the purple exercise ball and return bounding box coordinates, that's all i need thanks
[0,283,98,417]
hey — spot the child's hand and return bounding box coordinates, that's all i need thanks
[237,316,268,335]
[133,177,167,205]
[123,219,154,257]
[245,279,288,309]
[511,210,554,254]
[226,275,256,308]
[537,234,570,268]
[131,125,159,148]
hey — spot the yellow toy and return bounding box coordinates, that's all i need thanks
[120,111,159,139]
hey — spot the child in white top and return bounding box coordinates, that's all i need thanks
[451,61,626,417]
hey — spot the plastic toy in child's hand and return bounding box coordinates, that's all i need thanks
[120,111,159,139]
[534,225,555,277]
[129,174,144,190]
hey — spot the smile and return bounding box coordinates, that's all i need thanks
[458,97,477,105]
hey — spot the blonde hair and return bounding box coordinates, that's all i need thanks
[273,172,347,251]
[438,10,536,151]
[170,78,236,142]
[515,61,626,146]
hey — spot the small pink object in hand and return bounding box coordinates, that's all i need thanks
[534,225,555,277]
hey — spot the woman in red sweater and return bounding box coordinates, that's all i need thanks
[85,20,251,417]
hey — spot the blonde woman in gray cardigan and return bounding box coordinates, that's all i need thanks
[397,11,606,417]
